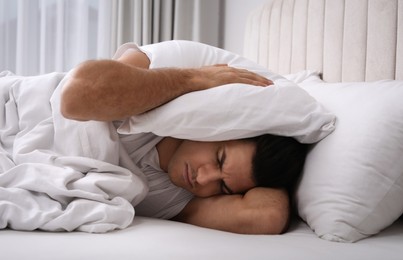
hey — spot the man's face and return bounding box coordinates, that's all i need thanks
[167,140,256,197]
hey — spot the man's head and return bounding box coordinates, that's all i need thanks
[165,134,307,197]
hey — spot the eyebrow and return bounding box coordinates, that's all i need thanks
[220,148,234,195]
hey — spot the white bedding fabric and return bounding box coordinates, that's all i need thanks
[1,217,402,260]
[0,71,148,232]
[285,71,403,242]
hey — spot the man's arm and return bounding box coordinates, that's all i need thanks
[61,50,272,121]
[173,187,290,235]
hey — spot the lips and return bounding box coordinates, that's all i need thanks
[183,163,194,189]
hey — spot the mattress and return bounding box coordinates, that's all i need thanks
[1,217,402,260]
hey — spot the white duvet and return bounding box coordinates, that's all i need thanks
[0,71,148,233]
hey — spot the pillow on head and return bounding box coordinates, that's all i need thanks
[114,40,335,143]
[295,77,403,242]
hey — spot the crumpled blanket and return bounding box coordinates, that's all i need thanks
[0,71,148,233]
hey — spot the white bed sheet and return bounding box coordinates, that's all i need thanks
[1,217,402,260]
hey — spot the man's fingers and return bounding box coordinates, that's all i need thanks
[197,64,273,90]
[232,68,273,86]
[239,78,273,87]
[222,66,272,86]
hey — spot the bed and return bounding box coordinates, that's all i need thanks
[1,0,403,259]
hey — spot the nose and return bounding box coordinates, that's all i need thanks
[195,164,221,186]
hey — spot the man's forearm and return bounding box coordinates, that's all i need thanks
[173,188,290,235]
[60,50,272,122]
[61,60,196,121]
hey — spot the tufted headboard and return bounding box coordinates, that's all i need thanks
[244,0,403,82]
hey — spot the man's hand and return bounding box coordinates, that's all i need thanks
[189,64,273,90]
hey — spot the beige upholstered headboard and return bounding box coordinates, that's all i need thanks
[244,0,402,82]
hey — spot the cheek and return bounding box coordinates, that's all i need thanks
[167,143,194,174]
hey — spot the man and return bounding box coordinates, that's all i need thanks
[60,41,307,235]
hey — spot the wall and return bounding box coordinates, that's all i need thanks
[221,0,267,55]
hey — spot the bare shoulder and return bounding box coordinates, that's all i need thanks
[117,49,150,69]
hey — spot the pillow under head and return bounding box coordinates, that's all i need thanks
[295,77,403,242]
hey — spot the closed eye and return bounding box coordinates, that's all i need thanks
[217,146,234,195]
[220,181,234,195]
[217,146,226,169]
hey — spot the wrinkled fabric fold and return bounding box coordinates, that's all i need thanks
[0,72,148,233]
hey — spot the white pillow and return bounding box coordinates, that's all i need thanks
[115,40,335,143]
[296,78,403,242]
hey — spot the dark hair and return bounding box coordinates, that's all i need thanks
[248,134,308,193]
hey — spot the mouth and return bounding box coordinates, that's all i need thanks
[183,163,194,189]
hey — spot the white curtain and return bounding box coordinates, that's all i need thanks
[0,0,221,76]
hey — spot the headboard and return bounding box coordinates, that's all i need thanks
[244,0,403,82]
